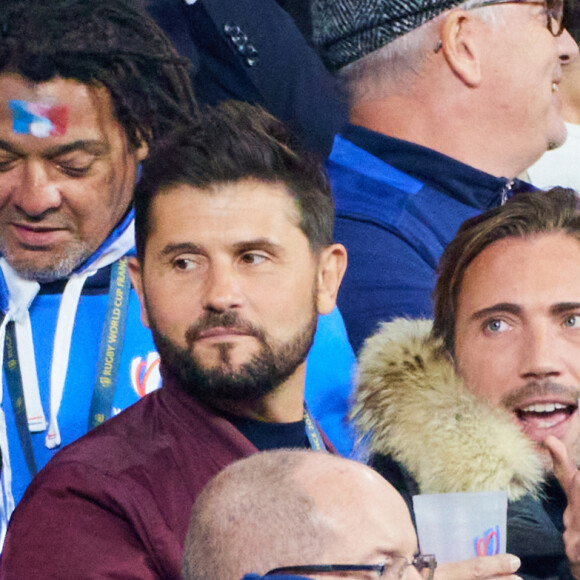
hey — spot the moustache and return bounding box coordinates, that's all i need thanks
[501,379,580,410]
[184,311,266,345]
[8,205,66,225]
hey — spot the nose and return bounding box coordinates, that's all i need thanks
[557,28,579,65]
[519,323,562,381]
[202,262,243,313]
[12,161,62,218]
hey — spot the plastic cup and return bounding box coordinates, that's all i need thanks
[412,490,507,564]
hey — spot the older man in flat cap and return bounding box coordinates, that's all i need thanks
[312,0,579,354]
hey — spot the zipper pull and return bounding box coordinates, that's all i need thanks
[501,180,514,205]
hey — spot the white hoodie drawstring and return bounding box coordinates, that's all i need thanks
[0,218,136,529]
[45,273,89,449]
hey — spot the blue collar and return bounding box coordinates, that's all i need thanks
[339,124,535,210]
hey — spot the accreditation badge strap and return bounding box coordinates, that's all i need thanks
[88,257,131,430]
[304,405,327,451]
[3,321,37,478]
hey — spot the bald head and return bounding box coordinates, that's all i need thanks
[182,450,418,580]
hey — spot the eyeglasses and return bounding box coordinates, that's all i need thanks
[264,553,437,579]
[465,0,565,36]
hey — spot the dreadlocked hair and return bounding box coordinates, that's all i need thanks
[0,0,197,149]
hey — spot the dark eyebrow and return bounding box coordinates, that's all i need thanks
[551,303,580,315]
[0,139,22,155]
[232,238,284,255]
[0,138,110,158]
[470,303,522,321]
[43,140,111,158]
[159,238,284,258]
[159,242,204,257]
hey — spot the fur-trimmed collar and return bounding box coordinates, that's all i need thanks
[352,318,543,501]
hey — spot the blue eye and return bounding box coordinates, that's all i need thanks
[485,319,507,333]
[563,315,579,328]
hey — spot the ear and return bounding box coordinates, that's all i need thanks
[439,10,483,87]
[135,138,149,163]
[315,243,348,315]
[128,256,150,328]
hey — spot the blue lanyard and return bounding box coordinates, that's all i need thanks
[3,321,37,478]
[304,406,327,451]
[88,257,131,430]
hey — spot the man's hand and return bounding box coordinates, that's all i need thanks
[434,554,521,580]
[545,435,580,579]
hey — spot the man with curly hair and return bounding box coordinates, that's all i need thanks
[0,0,197,536]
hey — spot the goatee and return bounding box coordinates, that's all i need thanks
[150,309,317,406]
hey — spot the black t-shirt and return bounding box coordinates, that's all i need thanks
[226,413,308,451]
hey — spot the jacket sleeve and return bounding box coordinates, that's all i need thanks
[370,453,420,526]
[507,494,571,580]
[1,461,179,580]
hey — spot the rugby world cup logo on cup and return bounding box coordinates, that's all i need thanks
[474,526,501,556]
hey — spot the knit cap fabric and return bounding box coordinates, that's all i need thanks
[312,0,466,70]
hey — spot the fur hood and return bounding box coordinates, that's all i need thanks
[352,318,543,501]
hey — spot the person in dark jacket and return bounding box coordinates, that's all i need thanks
[354,189,580,579]
[146,0,348,158]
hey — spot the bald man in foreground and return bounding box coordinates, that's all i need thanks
[182,450,521,580]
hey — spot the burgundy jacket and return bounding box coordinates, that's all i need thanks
[1,372,328,579]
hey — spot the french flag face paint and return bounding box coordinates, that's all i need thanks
[9,100,68,138]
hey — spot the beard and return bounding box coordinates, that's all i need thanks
[149,308,318,407]
[0,238,94,283]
